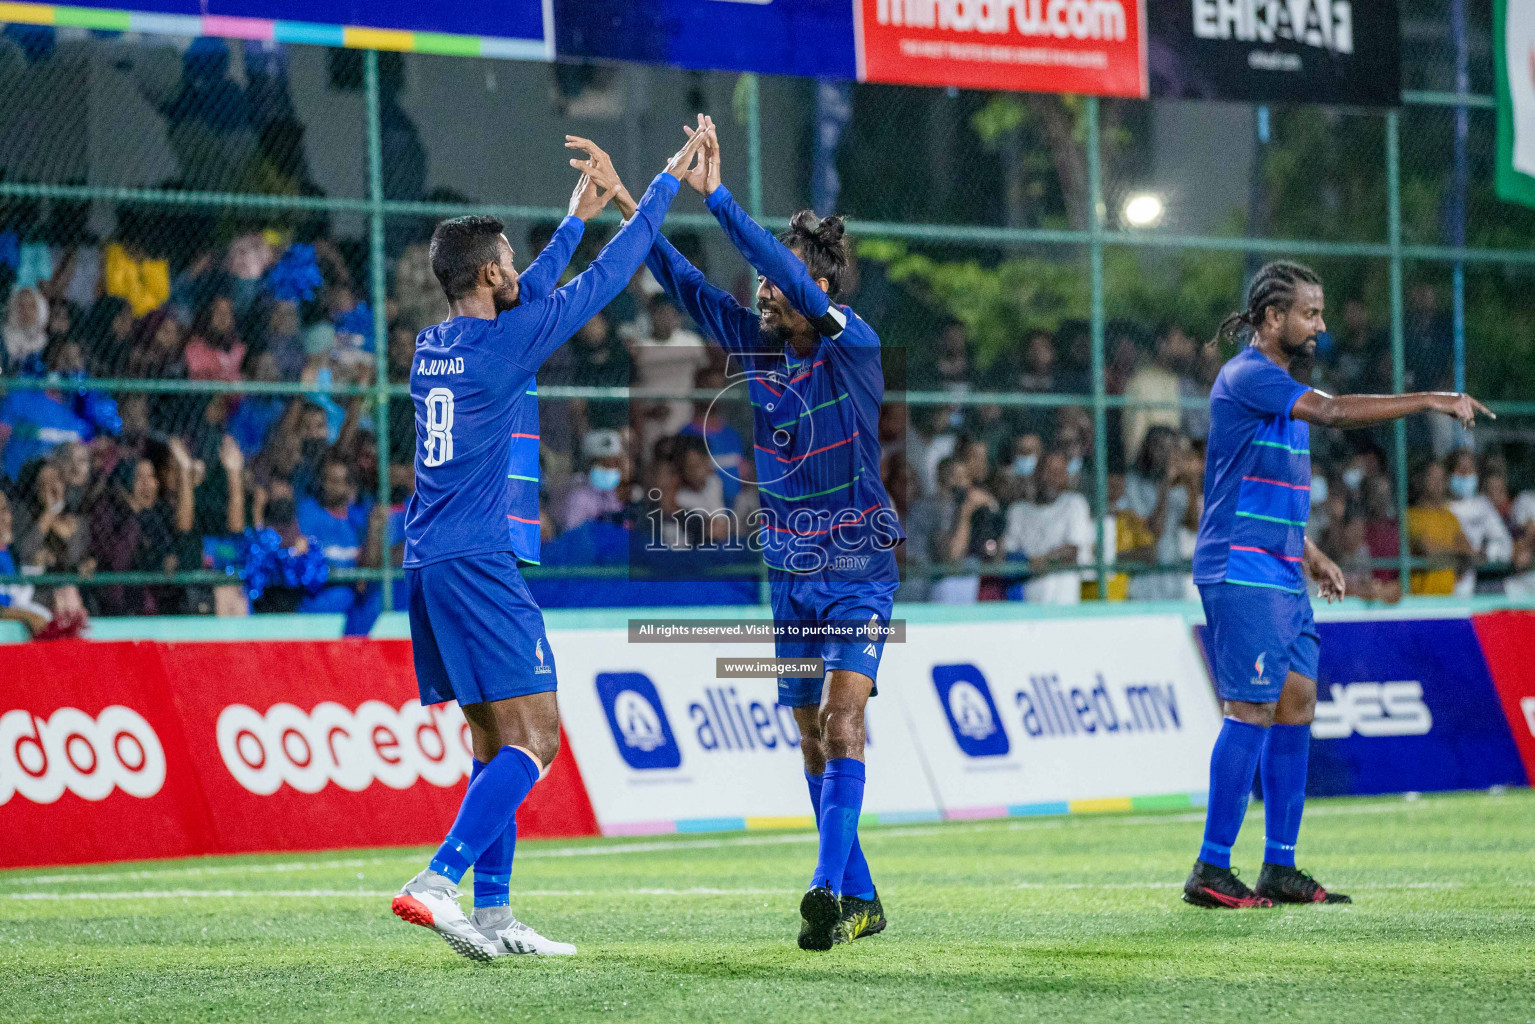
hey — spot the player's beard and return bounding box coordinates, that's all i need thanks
[1282,331,1317,376]
[493,281,520,313]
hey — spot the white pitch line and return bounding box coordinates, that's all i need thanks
[0,793,1486,889]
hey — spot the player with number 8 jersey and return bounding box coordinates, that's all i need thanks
[390,129,706,962]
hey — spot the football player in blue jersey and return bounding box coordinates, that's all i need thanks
[391,128,708,960]
[576,118,904,950]
[1185,260,1491,908]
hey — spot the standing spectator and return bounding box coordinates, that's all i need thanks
[124,309,190,436]
[3,287,48,371]
[296,453,382,635]
[1012,329,1061,437]
[227,351,287,458]
[0,339,121,481]
[1407,461,1471,595]
[260,301,306,382]
[561,429,629,532]
[1445,450,1512,595]
[1003,450,1095,605]
[184,294,246,381]
[1122,324,1197,464]
[933,322,972,393]
[0,491,52,636]
[629,295,707,449]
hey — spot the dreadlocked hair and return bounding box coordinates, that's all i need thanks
[778,210,850,299]
[1213,260,1322,347]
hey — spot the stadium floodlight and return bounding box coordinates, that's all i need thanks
[1121,193,1165,229]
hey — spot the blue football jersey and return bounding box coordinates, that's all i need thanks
[1192,344,1313,593]
[403,173,681,568]
[645,185,904,576]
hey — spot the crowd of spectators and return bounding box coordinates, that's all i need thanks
[3,194,1534,631]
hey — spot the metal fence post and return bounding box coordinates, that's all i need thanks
[1086,97,1109,600]
[365,50,394,613]
[746,74,764,220]
[1386,109,1411,591]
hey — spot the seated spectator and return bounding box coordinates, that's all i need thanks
[562,429,629,532]
[73,296,135,377]
[931,453,997,604]
[571,312,629,432]
[88,452,190,616]
[996,432,1042,506]
[0,339,121,481]
[227,351,288,457]
[1361,473,1402,600]
[1407,461,1472,595]
[11,456,91,582]
[295,453,382,635]
[672,434,729,546]
[678,366,745,509]
[3,286,49,372]
[1088,471,1154,601]
[0,491,52,636]
[184,294,246,381]
[1446,449,1513,595]
[261,300,306,382]
[1003,450,1094,605]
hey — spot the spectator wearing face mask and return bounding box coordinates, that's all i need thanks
[1444,449,1512,595]
[562,430,629,532]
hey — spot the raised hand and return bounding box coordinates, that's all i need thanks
[663,120,711,182]
[567,135,638,219]
[682,114,722,194]
[566,173,609,222]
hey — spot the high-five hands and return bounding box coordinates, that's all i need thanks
[565,135,632,219]
[681,114,721,195]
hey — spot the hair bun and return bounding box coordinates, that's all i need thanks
[814,215,845,246]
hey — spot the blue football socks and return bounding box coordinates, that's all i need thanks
[1261,723,1311,867]
[1198,718,1266,869]
[811,758,866,894]
[806,769,876,900]
[464,759,515,907]
[429,746,539,885]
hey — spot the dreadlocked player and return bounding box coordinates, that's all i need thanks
[1184,260,1492,908]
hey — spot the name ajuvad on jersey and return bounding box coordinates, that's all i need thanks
[415,357,465,377]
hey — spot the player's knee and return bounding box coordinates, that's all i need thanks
[819,705,866,761]
[1224,700,1276,728]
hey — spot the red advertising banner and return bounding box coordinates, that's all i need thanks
[1471,611,1535,782]
[1,640,598,869]
[856,0,1148,98]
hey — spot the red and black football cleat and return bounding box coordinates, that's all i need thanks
[1255,863,1352,904]
[1182,860,1275,909]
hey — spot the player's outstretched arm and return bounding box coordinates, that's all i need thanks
[509,130,707,372]
[516,208,586,305]
[1292,389,1493,430]
[692,118,838,328]
[646,235,757,355]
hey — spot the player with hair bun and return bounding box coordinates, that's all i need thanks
[570,116,904,951]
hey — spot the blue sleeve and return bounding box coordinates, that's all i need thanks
[516,216,584,305]
[705,185,845,338]
[645,234,759,355]
[1230,352,1310,418]
[501,173,681,373]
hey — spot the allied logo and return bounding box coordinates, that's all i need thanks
[534,638,553,675]
[597,673,682,770]
[0,705,166,805]
[932,664,1010,757]
[1311,682,1434,740]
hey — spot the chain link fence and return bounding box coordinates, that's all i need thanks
[1,24,1533,636]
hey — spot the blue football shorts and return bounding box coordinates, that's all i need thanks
[1198,580,1319,704]
[407,551,557,707]
[768,568,898,708]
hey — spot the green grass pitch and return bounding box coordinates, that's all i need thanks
[2,789,1532,1023]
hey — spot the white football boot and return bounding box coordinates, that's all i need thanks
[471,906,577,956]
[392,869,498,962]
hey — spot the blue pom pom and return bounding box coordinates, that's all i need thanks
[335,301,373,340]
[236,527,331,600]
[264,243,324,303]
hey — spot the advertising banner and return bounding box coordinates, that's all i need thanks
[878,615,1223,815]
[553,628,941,834]
[1146,0,1400,105]
[553,0,860,79]
[1496,0,1535,208]
[1304,618,1528,796]
[0,640,599,869]
[856,0,1148,98]
[1471,611,1535,783]
[0,641,213,867]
